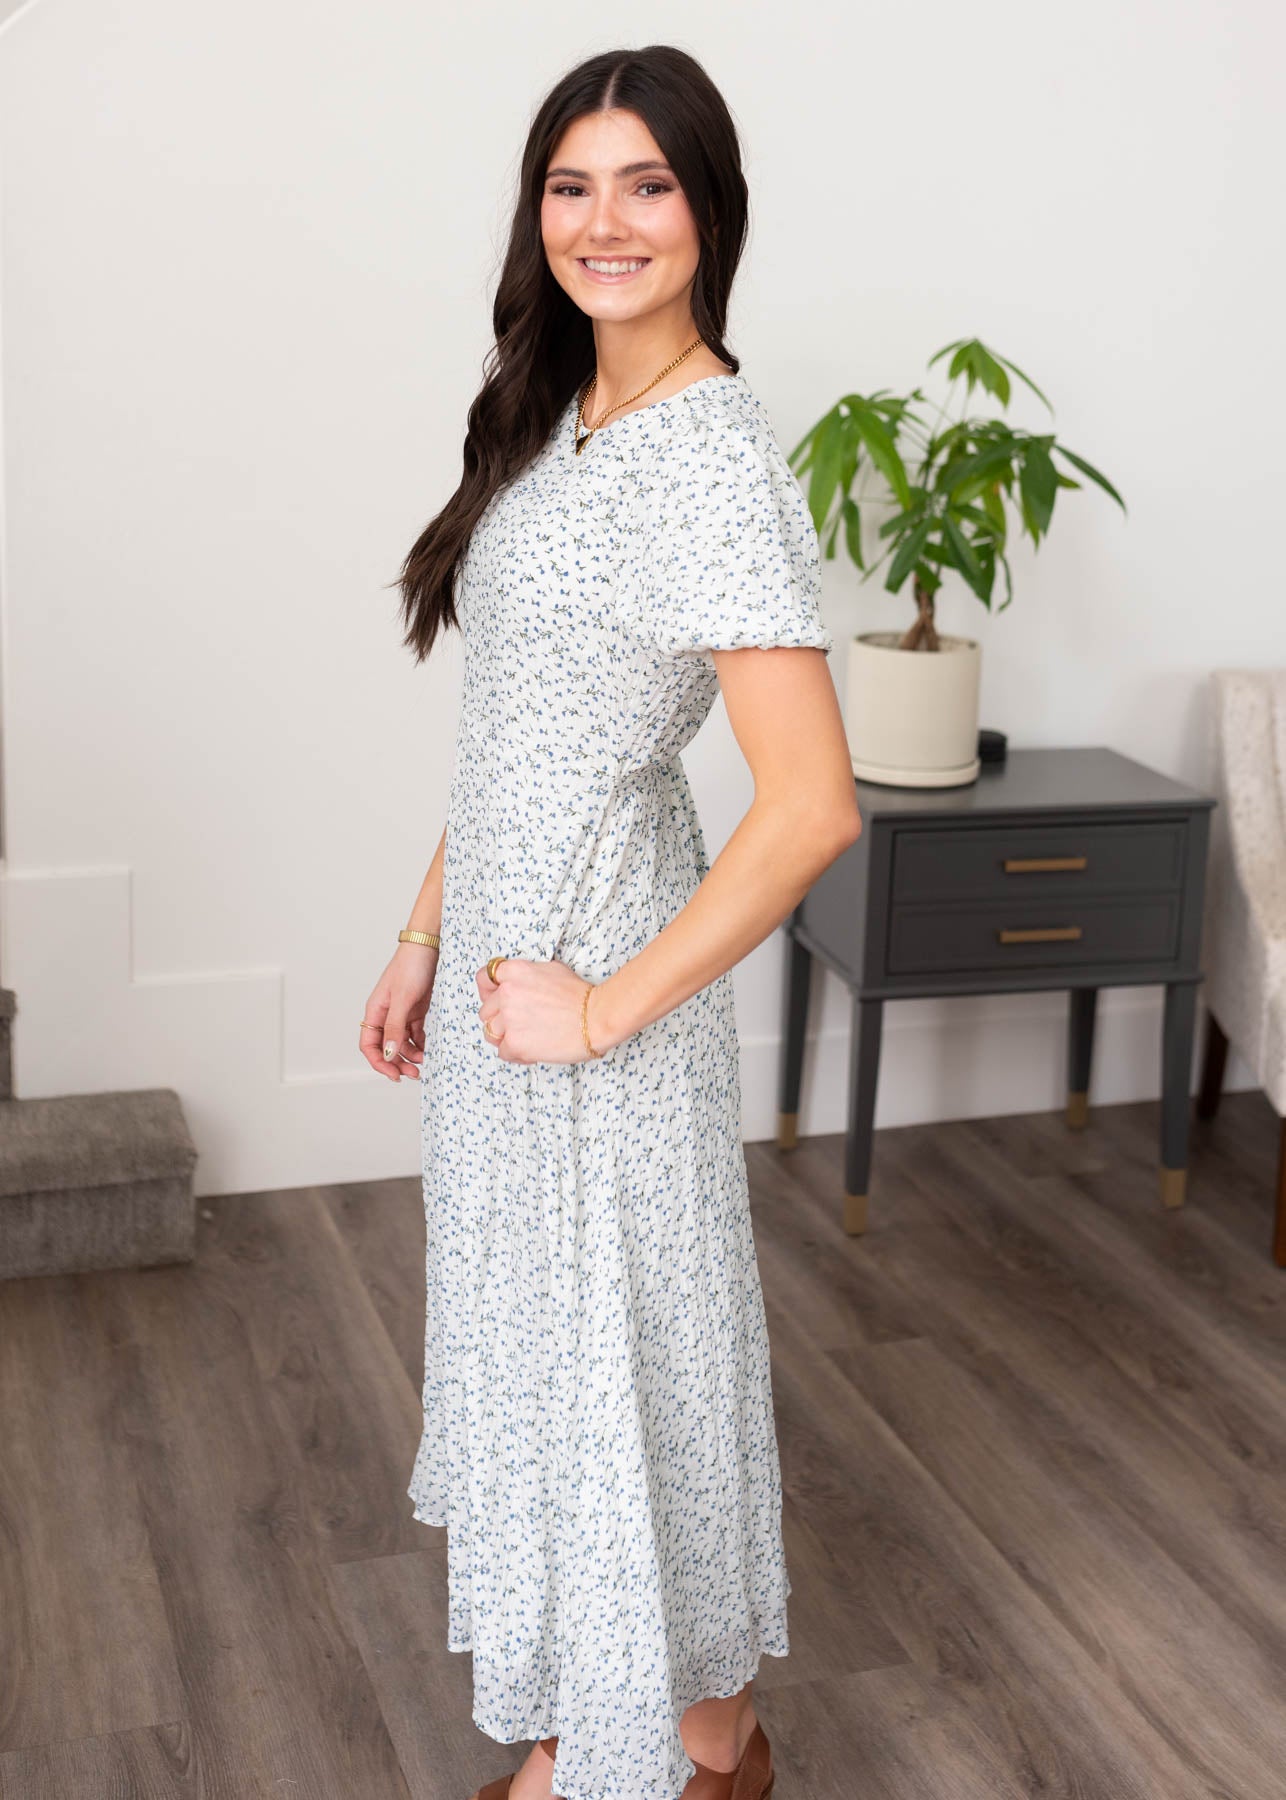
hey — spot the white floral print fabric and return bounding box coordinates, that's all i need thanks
[408,372,833,1800]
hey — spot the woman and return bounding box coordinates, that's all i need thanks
[361,44,861,1800]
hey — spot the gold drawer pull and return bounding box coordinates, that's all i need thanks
[1003,855,1088,873]
[998,926,1084,944]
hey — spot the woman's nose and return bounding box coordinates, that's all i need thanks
[587,193,628,241]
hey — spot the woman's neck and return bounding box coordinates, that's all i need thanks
[587,330,730,422]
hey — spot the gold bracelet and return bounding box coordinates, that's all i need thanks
[399,929,441,948]
[580,982,605,1058]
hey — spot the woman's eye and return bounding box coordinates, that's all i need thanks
[546,181,674,199]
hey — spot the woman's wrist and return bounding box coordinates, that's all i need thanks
[396,937,439,960]
[587,972,635,1053]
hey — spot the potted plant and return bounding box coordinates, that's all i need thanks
[789,337,1126,786]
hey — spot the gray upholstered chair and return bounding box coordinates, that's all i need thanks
[1197,669,1286,1264]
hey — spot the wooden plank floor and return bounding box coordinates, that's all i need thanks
[2,1090,1283,1799]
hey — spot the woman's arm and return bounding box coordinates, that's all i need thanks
[591,647,861,1051]
[405,823,448,935]
[359,823,448,1082]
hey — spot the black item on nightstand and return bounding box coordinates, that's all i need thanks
[978,728,1008,765]
[778,746,1215,1237]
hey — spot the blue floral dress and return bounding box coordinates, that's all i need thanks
[408,371,834,1800]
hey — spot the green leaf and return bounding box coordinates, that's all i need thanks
[851,407,912,509]
[943,512,986,597]
[973,343,1011,408]
[1017,485,1039,542]
[927,339,970,371]
[842,496,866,571]
[957,500,1000,534]
[805,409,846,535]
[1019,442,1058,539]
[994,351,1054,413]
[932,419,973,458]
[1052,443,1127,512]
[877,488,927,536]
[885,516,934,592]
[838,429,860,496]
[947,440,1016,500]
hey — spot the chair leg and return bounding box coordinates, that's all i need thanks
[1196,1010,1229,1120]
[1274,1117,1286,1269]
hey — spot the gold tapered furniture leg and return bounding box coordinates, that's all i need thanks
[777,1111,798,1151]
[844,1192,868,1236]
[1160,1165,1187,1209]
[1067,1090,1089,1130]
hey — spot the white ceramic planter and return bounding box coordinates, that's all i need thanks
[843,631,982,787]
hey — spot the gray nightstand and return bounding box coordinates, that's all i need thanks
[778,746,1215,1234]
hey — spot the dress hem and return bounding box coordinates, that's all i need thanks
[411,1478,791,1800]
[470,1637,791,1800]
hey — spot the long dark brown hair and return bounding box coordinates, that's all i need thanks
[391,45,750,664]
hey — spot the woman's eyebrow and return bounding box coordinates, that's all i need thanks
[545,161,674,179]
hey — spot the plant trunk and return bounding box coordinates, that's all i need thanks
[898,578,941,652]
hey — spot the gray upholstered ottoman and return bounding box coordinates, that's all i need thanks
[0,1088,198,1280]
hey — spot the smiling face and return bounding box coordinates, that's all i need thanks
[541,109,703,328]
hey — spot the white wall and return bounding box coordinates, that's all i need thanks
[1,0,1280,1195]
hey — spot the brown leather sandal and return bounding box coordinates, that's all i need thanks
[681,1719,774,1800]
[466,1722,773,1800]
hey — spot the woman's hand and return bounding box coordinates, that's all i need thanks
[476,957,613,1064]
[360,943,438,1081]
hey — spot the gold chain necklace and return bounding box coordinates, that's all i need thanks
[574,338,705,455]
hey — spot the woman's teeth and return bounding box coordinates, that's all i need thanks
[581,258,649,276]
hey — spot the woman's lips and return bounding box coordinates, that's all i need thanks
[577,257,651,284]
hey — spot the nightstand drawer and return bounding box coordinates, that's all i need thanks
[891,821,1187,904]
[887,893,1182,976]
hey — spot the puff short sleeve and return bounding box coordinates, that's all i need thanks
[643,390,835,661]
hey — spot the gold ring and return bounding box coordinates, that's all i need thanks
[484,1020,500,1041]
[486,955,507,983]
[359,1021,381,1031]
